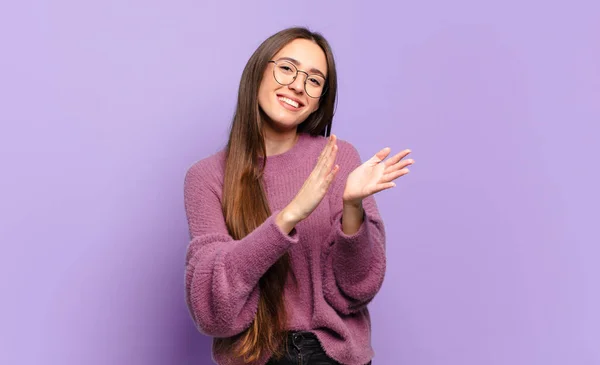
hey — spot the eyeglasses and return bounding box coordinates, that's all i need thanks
[268,60,327,98]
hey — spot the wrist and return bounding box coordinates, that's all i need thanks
[343,198,363,210]
[341,199,364,235]
[281,205,304,225]
[275,207,301,236]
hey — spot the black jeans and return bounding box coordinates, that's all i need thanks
[266,331,372,365]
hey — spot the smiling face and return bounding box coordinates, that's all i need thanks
[257,38,328,133]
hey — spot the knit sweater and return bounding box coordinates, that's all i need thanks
[183,132,386,365]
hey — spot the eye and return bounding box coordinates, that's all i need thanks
[308,77,322,87]
[278,65,295,74]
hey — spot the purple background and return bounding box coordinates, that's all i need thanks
[1,1,598,364]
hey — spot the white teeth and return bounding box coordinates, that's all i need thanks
[278,96,299,108]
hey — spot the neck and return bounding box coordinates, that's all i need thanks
[262,124,299,157]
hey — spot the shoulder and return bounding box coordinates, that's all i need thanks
[184,150,226,191]
[336,138,361,160]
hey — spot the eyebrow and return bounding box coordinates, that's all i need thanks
[277,57,326,78]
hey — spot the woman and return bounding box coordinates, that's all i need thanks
[183,27,414,365]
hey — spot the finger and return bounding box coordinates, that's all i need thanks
[384,149,411,168]
[381,168,410,183]
[320,143,338,178]
[384,158,414,174]
[325,164,340,186]
[317,135,334,164]
[371,147,392,163]
[319,135,333,161]
[373,182,396,193]
[319,134,337,166]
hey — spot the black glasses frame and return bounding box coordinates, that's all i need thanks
[268,60,327,98]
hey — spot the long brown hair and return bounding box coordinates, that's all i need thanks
[218,27,338,362]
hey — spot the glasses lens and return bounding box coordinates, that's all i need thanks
[273,61,296,85]
[305,74,326,98]
[272,60,327,98]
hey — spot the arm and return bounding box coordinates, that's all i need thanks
[322,142,387,315]
[341,200,365,235]
[183,162,298,338]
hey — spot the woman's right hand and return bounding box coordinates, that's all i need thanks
[276,134,339,233]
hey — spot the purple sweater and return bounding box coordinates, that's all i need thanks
[183,133,386,365]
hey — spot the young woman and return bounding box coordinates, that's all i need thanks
[183,27,414,365]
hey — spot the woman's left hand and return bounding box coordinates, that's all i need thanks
[342,148,414,205]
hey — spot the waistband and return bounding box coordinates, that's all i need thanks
[286,331,320,350]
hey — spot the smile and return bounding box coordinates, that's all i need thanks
[277,94,304,110]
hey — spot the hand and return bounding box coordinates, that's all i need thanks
[342,147,414,205]
[280,134,340,224]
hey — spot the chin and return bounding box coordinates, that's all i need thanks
[267,117,302,132]
[262,105,307,130]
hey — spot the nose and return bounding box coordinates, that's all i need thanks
[288,72,307,94]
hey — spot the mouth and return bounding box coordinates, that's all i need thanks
[276,94,305,110]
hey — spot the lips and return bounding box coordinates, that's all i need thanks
[276,94,305,109]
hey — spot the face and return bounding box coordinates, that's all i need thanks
[257,38,328,132]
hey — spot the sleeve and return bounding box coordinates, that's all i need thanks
[322,141,387,315]
[183,161,299,338]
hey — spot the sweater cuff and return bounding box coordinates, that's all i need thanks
[332,210,378,290]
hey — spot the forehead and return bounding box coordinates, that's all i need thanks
[272,38,327,75]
